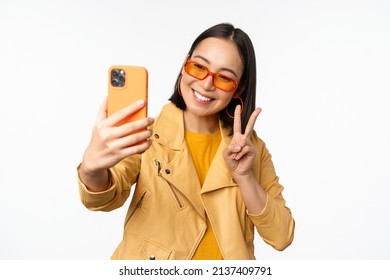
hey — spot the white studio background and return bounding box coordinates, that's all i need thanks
[0,0,389,260]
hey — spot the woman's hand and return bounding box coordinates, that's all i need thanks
[223,105,267,214]
[223,105,262,179]
[79,97,153,191]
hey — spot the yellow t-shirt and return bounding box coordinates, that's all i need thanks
[185,130,223,260]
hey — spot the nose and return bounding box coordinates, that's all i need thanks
[201,74,215,91]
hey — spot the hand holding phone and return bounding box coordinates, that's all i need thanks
[79,66,151,190]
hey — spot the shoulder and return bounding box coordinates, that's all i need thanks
[251,130,266,148]
[149,102,185,148]
[153,102,182,122]
[251,131,274,161]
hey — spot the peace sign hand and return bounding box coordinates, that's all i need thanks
[223,105,262,178]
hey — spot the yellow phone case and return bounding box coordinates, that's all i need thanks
[108,65,148,126]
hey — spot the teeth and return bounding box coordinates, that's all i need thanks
[194,91,211,102]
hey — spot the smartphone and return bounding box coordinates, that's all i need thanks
[107,65,148,126]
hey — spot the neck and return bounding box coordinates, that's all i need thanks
[183,111,220,134]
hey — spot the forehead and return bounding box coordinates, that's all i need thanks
[192,37,243,76]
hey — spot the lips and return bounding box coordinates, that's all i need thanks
[194,90,213,102]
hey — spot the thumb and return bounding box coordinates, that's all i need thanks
[95,96,108,123]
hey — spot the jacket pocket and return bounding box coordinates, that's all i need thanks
[140,239,172,260]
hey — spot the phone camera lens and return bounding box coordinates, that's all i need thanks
[112,79,119,86]
[112,69,120,77]
[118,75,125,82]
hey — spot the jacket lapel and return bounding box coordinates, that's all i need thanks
[151,103,239,217]
[151,103,205,220]
[201,120,237,194]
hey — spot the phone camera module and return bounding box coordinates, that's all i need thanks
[111,69,125,87]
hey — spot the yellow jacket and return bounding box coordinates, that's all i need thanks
[78,103,295,259]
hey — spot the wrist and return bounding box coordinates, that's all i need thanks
[78,162,110,192]
[80,160,100,177]
[232,170,255,184]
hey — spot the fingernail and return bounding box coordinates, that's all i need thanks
[136,100,145,107]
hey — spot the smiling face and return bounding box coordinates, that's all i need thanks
[180,37,243,132]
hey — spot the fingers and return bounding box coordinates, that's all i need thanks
[106,99,146,127]
[244,108,262,139]
[122,138,153,157]
[232,145,252,161]
[225,140,247,160]
[108,130,153,161]
[227,106,261,163]
[114,128,153,150]
[223,135,245,158]
[111,117,154,139]
[232,105,262,138]
[233,105,242,135]
[95,97,108,123]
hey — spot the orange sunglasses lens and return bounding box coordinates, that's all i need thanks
[184,61,238,92]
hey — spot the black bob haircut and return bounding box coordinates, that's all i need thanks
[169,22,257,135]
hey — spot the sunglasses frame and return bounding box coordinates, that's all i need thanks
[184,59,239,92]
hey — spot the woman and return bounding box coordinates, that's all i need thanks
[77,23,295,260]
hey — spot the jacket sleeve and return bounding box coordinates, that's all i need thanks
[248,136,295,251]
[78,154,141,212]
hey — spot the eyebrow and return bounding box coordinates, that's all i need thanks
[192,55,239,78]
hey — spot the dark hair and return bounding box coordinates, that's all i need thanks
[169,22,257,134]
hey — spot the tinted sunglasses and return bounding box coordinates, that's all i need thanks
[184,59,239,92]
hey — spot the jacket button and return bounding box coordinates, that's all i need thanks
[154,134,159,139]
[165,169,171,174]
[149,255,156,260]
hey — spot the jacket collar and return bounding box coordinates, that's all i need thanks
[151,103,185,150]
[152,102,233,150]
[152,103,237,194]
